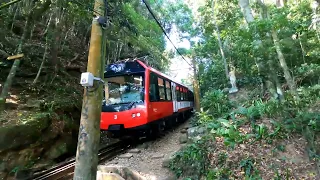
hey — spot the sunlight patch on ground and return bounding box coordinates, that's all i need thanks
[6,94,19,104]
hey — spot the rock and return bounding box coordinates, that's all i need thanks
[194,135,202,141]
[119,153,133,159]
[240,144,246,149]
[0,113,50,152]
[139,143,149,149]
[0,159,6,171]
[162,158,171,168]
[45,139,68,159]
[187,126,207,140]
[0,147,44,173]
[97,172,125,180]
[163,175,177,180]
[128,148,141,153]
[15,169,33,180]
[222,88,230,93]
[179,134,188,144]
[151,154,164,159]
[180,129,187,133]
[19,99,45,110]
[97,165,147,180]
[197,127,206,134]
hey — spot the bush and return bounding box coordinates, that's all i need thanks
[169,135,214,179]
[201,90,233,118]
[295,63,320,86]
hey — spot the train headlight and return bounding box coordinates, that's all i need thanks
[132,113,136,118]
[136,113,141,117]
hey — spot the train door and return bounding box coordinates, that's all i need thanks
[172,83,178,112]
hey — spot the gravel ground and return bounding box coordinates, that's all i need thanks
[103,121,189,180]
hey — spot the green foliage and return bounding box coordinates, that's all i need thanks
[201,90,233,118]
[169,136,213,179]
[208,118,250,148]
[239,158,260,179]
[206,167,232,179]
[295,63,320,86]
[193,0,320,95]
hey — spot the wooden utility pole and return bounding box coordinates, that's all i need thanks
[73,0,106,179]
[191,58,201,112]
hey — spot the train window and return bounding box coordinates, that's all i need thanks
[185,90,188,101]
[176,87,181,101]
[181,88,184,101]
[105,74,144,105]
[182,90,185,101]
[158,77,166,101]
[149,73,159,101]
[165,81,172,100]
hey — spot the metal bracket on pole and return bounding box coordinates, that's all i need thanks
[95,16,107,29]
[80,72,104,87]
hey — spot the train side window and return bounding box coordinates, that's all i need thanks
[149,73,159,101]
[176,87,181,101]
[181,88,184,101]
[158,77,166,101]
[185,91,188,101]
[166,81,172,100]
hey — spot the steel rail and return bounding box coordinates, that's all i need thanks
[30,139,133,180]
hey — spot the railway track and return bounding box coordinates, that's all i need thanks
[30,138,134,180]
[20,118,190,180]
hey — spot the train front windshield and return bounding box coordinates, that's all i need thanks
[104,74,144,105]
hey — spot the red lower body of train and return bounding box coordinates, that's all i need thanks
[100,60,194,137]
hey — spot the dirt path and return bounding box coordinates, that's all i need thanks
[102,121,189,180]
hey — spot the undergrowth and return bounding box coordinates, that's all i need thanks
[170,86,320,179]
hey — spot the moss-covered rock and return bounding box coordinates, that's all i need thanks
[0,113,50,152]
[0,147,42,173]
[44,138,69,160]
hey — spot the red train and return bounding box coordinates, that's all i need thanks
[100,59,194,137]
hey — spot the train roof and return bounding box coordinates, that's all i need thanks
[104,59,193,92]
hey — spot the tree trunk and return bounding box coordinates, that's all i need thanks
[238,0,254,23]
[298,34,306,63]
[29,24,35,39]
[41,13,52,36]
[238,0,283,98]
[10,5,19,32]
[0,14,32,110]
[49,6,62,73]
[0,0,22,9]
[271,29,296,91]
[191,57,201,112]
[212,0,229,79]
[0,0,52,110]
[268,58,284,101]
[33,36,48,84]
[117,42,123,61]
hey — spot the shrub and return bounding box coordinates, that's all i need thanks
[201,90,233,118]
[295,63,320,86]
[169,136,214,179]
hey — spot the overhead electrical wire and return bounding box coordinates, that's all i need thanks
[71,0,194,69]
[141,0,194,68]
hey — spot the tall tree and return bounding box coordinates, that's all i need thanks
[0,0,52,109]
